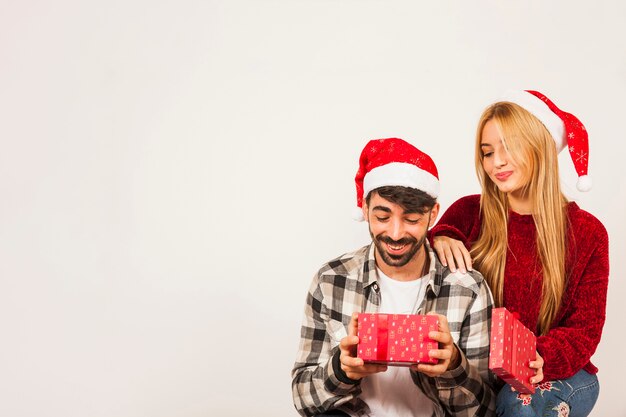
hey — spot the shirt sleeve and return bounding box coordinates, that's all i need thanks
[291,273,361,416]
[536,217,609,381]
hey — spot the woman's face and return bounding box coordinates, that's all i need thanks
[480,119,527,197]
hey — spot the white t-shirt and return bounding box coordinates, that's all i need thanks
[359,269,434,417]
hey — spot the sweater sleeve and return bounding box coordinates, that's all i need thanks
[430,195,481,247]
[536,215,610,381]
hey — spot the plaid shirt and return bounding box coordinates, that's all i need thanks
[292,242,496,417]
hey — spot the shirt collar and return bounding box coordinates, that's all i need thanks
[424,240,444,298]
[361,243,379,289]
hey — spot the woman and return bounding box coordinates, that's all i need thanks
[431,90,609,417]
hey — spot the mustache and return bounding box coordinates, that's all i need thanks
[377,235,417,246]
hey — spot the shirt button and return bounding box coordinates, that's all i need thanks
[373,284,379,291]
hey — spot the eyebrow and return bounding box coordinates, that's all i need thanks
[480,143,492,147]
[372,206,425,216]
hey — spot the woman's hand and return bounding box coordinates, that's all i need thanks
[511,350,544,398]
[432,236,472,273]
[529,351,544,385]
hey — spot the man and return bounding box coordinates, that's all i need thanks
[291,138,496,417]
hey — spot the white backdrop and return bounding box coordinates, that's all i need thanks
[1,1,625,416]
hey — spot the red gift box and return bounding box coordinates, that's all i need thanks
[357,313,439,366]
[489,307,536,394]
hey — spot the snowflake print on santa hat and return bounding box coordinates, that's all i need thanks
[499,89,593,191]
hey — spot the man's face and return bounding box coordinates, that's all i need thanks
[363,192,439,269]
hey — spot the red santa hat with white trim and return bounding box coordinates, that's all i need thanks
[353,138,439,221]
[499,89,592,192]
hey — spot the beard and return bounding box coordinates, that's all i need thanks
[371,232,427,268]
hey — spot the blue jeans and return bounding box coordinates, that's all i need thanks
[496,369,599,417]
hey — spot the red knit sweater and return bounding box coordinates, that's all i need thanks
[431,194,609,382]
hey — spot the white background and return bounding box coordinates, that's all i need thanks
[1,1,625,416]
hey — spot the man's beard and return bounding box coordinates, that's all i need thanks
[372,233,427,268]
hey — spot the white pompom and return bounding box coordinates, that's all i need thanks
[576,175,592,192]
[352,206,365,222]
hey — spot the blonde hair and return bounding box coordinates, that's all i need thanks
[471,102,568,335]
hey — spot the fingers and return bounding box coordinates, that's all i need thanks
[348,312,359,337]
[343,365,387,380]
[449,244,466,274]
[427,313,450,336]
[433,238,458,272]
[412,313,461,376]
[529,351,544,384]
[425,313,452,347]
[412,363,444,377]
[339,339,387,379]
[425,348,452,362]
[427,329,453,346]
[338,329,388,380]
[341,357,387,375]
[339,334,359,354]
[338,332,359,364]
[449,241,472,273]
[412,349,451,377]
[530,368,544,385]
[460,246,473,272]
[531,351,544,369]
[445,248,459,273]
[432,237,472,273]
[530,361,544,384]
[432,239,450,268]
[339,340,363,367]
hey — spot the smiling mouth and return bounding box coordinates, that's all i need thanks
[387,242,406,251]
[495,171,513,180]
[378,236,416,254]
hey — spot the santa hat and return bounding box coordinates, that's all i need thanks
[499,90,592,192]
[353,138,439,221]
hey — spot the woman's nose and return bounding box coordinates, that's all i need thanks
[494,149,508,168]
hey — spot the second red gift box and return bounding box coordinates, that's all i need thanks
[489,307,536,394]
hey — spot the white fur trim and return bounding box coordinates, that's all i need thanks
[576,175,592,192]
[500,90,566,152]
[363,162,440,198]
[352,206,365,221]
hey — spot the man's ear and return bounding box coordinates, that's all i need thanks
[428,203,440,227]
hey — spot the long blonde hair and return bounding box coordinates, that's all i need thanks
[471,102,568,335]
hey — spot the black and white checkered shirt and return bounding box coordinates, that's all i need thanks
[292,242,496,417]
